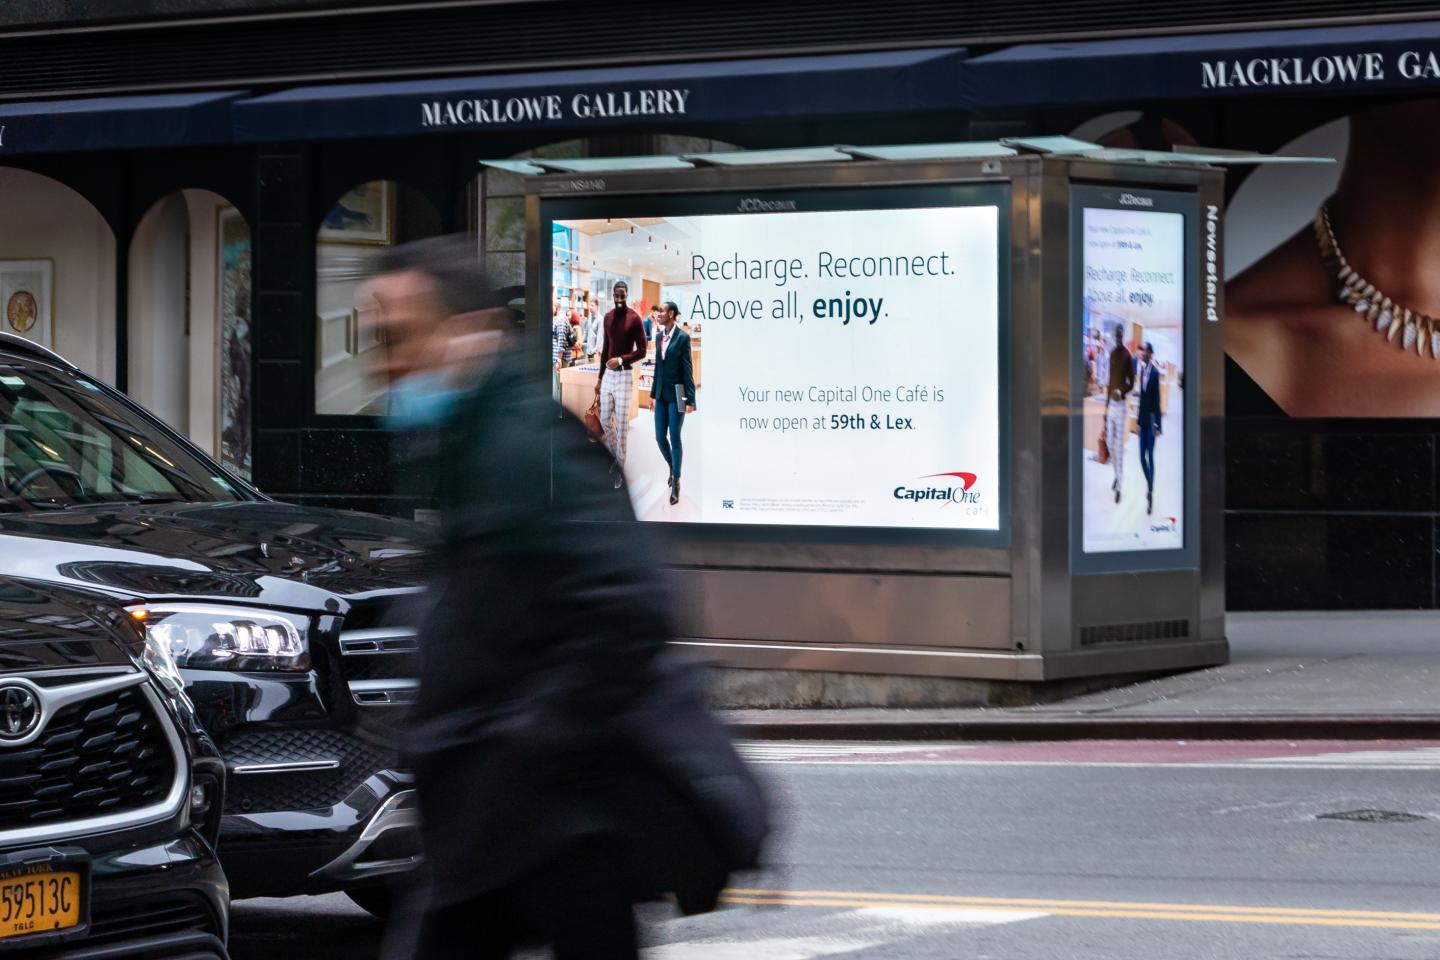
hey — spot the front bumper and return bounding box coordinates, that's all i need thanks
[219,769,420,898]
[186,610,422,899]
[13,832,228,959]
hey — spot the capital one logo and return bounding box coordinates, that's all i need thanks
[1150,516,1179,534]
[0,684,39,740]
[893,471,982,507]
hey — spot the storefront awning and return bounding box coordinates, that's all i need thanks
[231,49,971,142]
[0,90,243,154]
[964,21,1440,108]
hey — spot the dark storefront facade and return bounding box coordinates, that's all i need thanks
[4,1,1440,611]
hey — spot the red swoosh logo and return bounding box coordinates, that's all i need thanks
[923,471,977,491]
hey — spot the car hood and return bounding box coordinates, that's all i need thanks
[0,500,435,613]
[0,580,138,674]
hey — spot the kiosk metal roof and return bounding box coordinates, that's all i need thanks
[483,139,1332,175]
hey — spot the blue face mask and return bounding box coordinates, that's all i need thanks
[386,370,461,431]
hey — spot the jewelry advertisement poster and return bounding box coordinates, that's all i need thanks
[1074,103,1438,418]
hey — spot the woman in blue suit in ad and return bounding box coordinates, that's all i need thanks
[650,301,696,506]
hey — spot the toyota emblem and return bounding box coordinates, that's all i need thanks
[0,684,40,741]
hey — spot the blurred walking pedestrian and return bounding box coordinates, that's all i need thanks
[370,237,769,960]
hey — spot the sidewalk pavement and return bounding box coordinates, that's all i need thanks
[723,612,1440,741]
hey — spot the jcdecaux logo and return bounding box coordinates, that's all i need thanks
[893,471,982,508]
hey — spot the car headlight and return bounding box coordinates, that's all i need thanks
[129,604,311,673]
[132,616,187,696]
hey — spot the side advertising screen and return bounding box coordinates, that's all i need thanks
[544,186,1007,535]
[1075,190,1190,558]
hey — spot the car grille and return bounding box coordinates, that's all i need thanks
[341,648,419,682]
[224,729,395,815]
[26,893,220,959]
[0,682,176,831]
[338,625,418,734]
[85,894,216,946]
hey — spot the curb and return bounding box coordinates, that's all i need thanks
[724,714,1440,742]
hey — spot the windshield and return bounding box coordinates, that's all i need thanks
[0,363,246,511]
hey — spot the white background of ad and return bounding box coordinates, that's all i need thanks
[671,204,1001,530]
[1081,206,1186,553]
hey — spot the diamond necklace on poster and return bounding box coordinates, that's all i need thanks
[1316,199,1440,360]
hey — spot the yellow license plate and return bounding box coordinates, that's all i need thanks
[0,869,81,939]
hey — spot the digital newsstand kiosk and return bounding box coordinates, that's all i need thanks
[490,139,1320,689]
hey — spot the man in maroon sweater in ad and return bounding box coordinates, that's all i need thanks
[595,279,647,488]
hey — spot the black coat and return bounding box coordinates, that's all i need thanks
[650,326,697,409]
[404,344,766,910]
[1136,362,1162,436]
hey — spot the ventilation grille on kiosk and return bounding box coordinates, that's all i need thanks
[1078,618,1190,647]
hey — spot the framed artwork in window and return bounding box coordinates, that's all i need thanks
[318,181,395,245]
[0,259,53,347]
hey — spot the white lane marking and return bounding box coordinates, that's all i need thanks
[738,753,1440,772]
[738,742,1440,771]
[643,905,1048,958]
[737,743,969,763]
[1251,747,1440,767]
[753,759,1440,771]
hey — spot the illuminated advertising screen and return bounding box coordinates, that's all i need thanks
[543,186,1007,534]
[1076,192,1189,556]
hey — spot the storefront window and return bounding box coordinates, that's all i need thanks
[486,197,525,253]
[217,206,253,478]
[128,190,252,478]
[314,179,441,416]
[0,167,116,383]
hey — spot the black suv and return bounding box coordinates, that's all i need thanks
[0,335,430,912]
[0,578,228,957]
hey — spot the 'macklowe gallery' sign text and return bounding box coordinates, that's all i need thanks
[1201,49,1440,90]
[420,87,691,128]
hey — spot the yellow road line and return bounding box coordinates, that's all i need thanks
[721,890,1440,930]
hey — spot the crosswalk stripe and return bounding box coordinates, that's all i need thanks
[645,937,850,959]
[643,903,1045,958]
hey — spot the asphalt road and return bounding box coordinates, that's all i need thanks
[229,740,1440,959]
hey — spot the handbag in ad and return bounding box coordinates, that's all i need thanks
[583,398,604,441]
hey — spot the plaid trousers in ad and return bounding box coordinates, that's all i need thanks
[1105,399,1127,488]
[599,367,633,467]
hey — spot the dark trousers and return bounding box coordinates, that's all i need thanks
[1139,427,1156,494]
[654,398,685,479]
[410,838,639,960]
